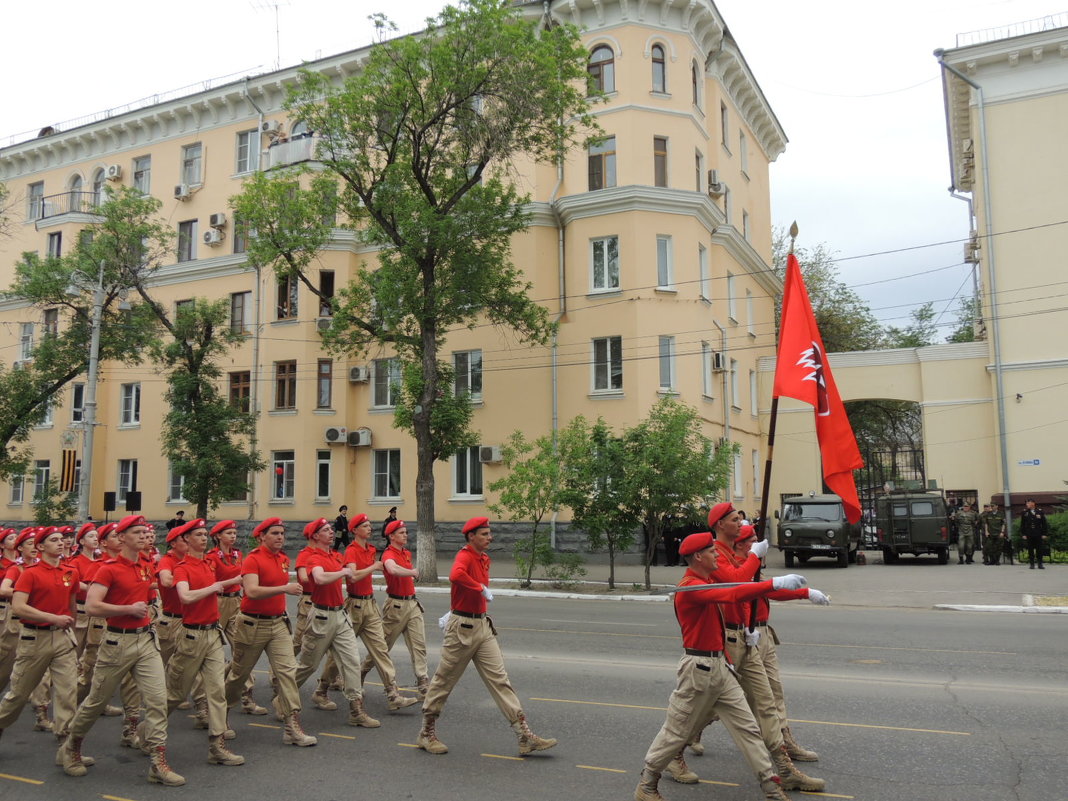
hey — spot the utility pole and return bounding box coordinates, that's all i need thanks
[75,261,105,523]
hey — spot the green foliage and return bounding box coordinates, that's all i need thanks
[0,181,11,240]
[946,296,981,343]
[543,552,587,589]
[32,478,77,526]
[883,302,937,348]
[393,361,478,463]
[512,532,555,588]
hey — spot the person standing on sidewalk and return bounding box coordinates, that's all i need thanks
[1021,499,1049,569]
[417,517,556,757]
[954,503,979,565]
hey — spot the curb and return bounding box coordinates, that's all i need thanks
[933,604,1068,613]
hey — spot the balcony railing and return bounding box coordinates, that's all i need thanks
[266,134,319,170]
[30,190,102,221]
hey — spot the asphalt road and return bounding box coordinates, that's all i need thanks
[1,592,1065,801]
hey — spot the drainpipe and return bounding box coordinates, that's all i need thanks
[715,320,730,498]
[243,76,266,521]
[935,51,1012,531]
[548,142,566,551]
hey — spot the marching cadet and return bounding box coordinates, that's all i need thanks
[418,517,556,756]
[360,520,429,697]
[62,514,185,786]
[0,528,17,569]
[222,517,316,747]
[155,525,190,666]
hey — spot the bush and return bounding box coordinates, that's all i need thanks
[512,533,587,588]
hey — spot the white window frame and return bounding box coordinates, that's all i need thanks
[316,449,331,501]
[653,136,668,188]
[177,219,198,263]
[453,350,483,402]
[272,450,296,501]
[236,130,259,174]
[750,369,758,416]
[658,336,676,392]
[592,335,623,393]
[120,382,141,426]
[733,451,744,497]
[230,291,252,334]
[27,182,44,221]
[373,358,401,408]
[71,383,85,423]
[651,44,667,93]
[701,341,714,398]
[373,449,401,499]
[742,209,751,242]
[720,103,730,150]
[740,131,749,176]
[746,289,755,336]
[19,323,34,361]
[317,359,333,409]
[9,475,24,505]
[453,446,484,498]
[590,235,620,293]
[117,459,138,504]
[168,462,187,503]
[47,231,62,258]
[752,449,761,497]
[133,155,151,194]
[656,235,673,289]
[699,245,710,302]
[33,460,50,502]
[729,358,740,410]
[695,150,704,192]
[182,143,203,186]
[588,136,617,191]
[726,273,737,322]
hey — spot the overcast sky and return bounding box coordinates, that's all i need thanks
[3,0,1063,339]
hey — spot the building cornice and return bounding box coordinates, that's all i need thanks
[758,341,990,371]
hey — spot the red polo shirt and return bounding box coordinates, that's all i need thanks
[70,553,102,602]
[343,541,377,596]
[157,550,185,616]
[174,555,220,625]
[673,569,776,652]
[93,555,154,629]
[296,547,345,607]
[140,551,159,602]
[382,545,415,596]
[15,560,79,618]
[207,547,243,590]
[240,545,291,616]
[449,545,489,615]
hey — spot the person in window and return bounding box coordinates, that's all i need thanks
[381,507,398,542]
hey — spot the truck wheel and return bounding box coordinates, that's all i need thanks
[837,549,849,568]
[784,551,795,568]
[883,547,897,564]
[937,547,949,565]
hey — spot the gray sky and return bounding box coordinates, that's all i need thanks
[3,0,1063,339]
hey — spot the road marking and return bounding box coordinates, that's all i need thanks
[500,626,675,640]
[788,718,970,736]
[319,732,356,740]
[577,765,627,773]
[785,642,1015,656]
[531,696,668,711]
[698,778,740,787]
[102,796,141,801]
[483,753,523,761]
[542,618,658,627]
[799,793,854,799]
[0,772,44,785]
[398,742,420,748]
[249,723,281,730]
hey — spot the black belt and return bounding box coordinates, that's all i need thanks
[76,600,86,607]
[684,648,723,657]
[242,612,284,620]
[725,621,768,630]
[183,622,220,631]
[107,624,153,634]
[388,594,416,600]
[301,592,312,597]
[220,591,241,597]
[348,593,374,600]
[162,611,182,618]
[451,609,485,618]
[23,622,59,630]
[313,603,343,611]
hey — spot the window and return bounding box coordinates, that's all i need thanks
[588,136,616,191]
[318,271,335,317]
[729,358,740,408]
[33,460,50,502]
[236,130,259,174]
[720,103,729,149]
[699,245,710,301]
[233,214,248,254]
[120,383,141,425]
[727,273,737,321]
[701,342,714,397]
[739,131,749,175]
[742,210,750,242]
[592,336,623,392]
[117,459,138,504]
[316,450,331,500]
[71,383,85,423]
[651,44,666,93]
[175,298,195,320]
[750,370,759,416]
[653,136,668,187]
[39,396,54,427]
[42,308,58,338]
[454,446,483,497]
[723,184,732,224]
[373,358,401,407]
[752,450,761,497]
[272,451,295,500]
[19,323,34,361]
[746,289,755,336]
[453,350,483,401]
[9,475,24,505]
[229,371,251,413]
[317,360,333,408]
[656,235,672,288]
[691,61,700,106]
[695,150,703,192]
[591,235,619,292]
[275,361,297,410]
[133,156,151,194]
[588,45,615,94]
[168,463,186,503]
[733,451,743,496]
[47,232,62,258]
[182,143,203,185]
[27,182,44,220]
[373,449,401,499]
[277,275,298,319]
[177,220,198,262]
[659,336,676,391]
[230,291,252,334]
[92,169,107,206]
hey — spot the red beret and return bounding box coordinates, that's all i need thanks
[76,523,97,543]
[253,517,284,538]
[58,525,75,535]
[115,515,147,533]
[304,518,330,539]
[33,526,59,546]
[169,518,207,542]
[15,528,39,549]
[679,531,715,557]
[737,524,756,543]
[348,513,369,532]
[0,528,15,543]
[211,520,237,538]
[96,522,117,538]
[462,516,490,535]
[707,502,735,529]
[385,519,405,537]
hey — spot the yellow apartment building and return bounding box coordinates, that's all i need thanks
[0,0,786,535]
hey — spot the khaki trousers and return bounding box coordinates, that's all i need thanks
[423,615,522,723]
[643,653,775,784]
[759,626,789,727]
[224,614,301,715]
[295,607,363,701]
[361,597,427,683]
[192,595,253,703]
[156,613,182,667]
[71,629,168,749]
[322,597,398,690]
[0,626,78,735]
[167,625,228,736]
[724,625,784,751]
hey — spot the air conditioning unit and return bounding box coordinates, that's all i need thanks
[711,351,727,371]
[105,164,123,181]
[209,212,227,229]
[707,169,725,197]
[348,366,370,383]
[479,445,502,464]
[316,316,332,332]
[174,184,191,200]
[261,120,283,136]
[347,428,372,447]
[203,229,224,246]
[324,425,348,444]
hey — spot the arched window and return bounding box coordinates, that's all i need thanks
[651,44,666,93]
[691,61,700,106]
[68,175,83,212]
[588,45,615,94]
[92,169,107,207]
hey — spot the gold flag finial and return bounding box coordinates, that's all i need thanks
[788,221,799,254]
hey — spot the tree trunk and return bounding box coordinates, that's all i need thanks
[607,541,615,590]
[414,323,439,583]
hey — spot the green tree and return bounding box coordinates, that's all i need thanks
[32,478,77,526]
[882,302,937,348]
[946,296,981,343]
[232,0,597,580]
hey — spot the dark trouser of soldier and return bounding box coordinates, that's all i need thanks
[1026,537,1045,569]
[1003,538,1015,565]
[982,537,1001,566]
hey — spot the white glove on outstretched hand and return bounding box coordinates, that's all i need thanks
[750,539,770,559]
[744,627,761,647]
[438,611,451,630]
[808,588,831,606]
[481,586,494,603]
[772,573,807,591]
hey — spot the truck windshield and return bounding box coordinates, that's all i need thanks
[783,503,842,522]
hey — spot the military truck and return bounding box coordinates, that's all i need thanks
[775,493,861,568]
[874,492,951,564]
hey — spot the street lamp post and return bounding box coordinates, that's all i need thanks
[75,261,105,523]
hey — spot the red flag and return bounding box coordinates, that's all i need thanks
[773,253,863,522]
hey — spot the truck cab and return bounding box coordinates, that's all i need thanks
[775,493,861,568]
[874,492,951,564]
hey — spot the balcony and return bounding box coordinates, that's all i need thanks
[266,134,319,170]
[31,191,102,226]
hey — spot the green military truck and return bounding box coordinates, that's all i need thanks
[775,493,861,568]
[874,492,951,564]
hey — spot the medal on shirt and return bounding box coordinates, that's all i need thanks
[62,571,74,587]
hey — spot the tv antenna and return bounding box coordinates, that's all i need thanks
[250,0,291,71]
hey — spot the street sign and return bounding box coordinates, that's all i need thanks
[1017,459,1040,466]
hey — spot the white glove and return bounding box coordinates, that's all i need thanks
[750,539,770,559]
[772,573,807,591]
[808,588,830,606]
[438,611,451,630]
[745,627,761,647]
[481,586,494,603]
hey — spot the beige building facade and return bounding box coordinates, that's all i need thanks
[0,0,786,532]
